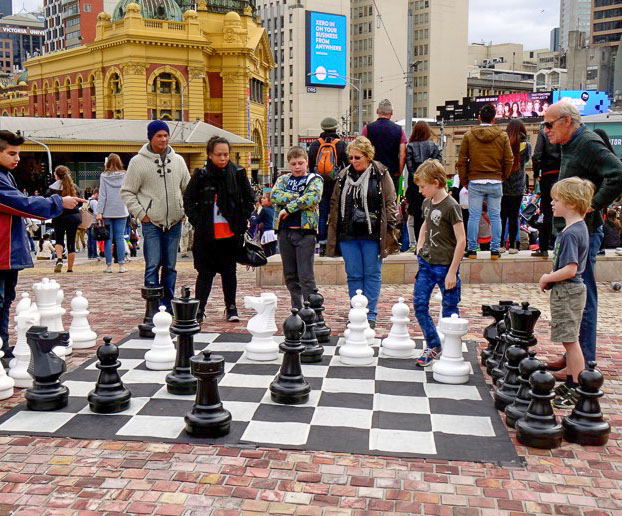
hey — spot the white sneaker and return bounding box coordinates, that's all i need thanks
[104,265,112,273]
[119,264,127,273]
[498,247,506,254]
[508,248,519,254]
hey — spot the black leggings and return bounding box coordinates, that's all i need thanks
[501,195,522,249]
[539,173,558,251]
[195,264,237,316]
[52,213,81,254]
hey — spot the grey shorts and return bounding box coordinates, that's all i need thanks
[550,282,587,343]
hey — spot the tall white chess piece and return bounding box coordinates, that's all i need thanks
[32,278,66,360]
[9,301,40,388]
[339,298,374,365]
[8,293,33,369]
[432,313,470,384]
[381,298,416,358]
[145,306,176,370]
[244,293,279,361]
[69,291,97,349]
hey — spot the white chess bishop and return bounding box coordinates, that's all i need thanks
[339,298,374,365]
[69,291,97,349]
[32,278,66,360]
[381,298,416,358]
[145,306,176,370]
[9,293,40,388]
[432,313,470,384]
[244,293,279,361]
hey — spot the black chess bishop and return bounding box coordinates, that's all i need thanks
[299,301,324,363]
[88,336,132,414]
[309,291,331,344]
[138,283,164,338]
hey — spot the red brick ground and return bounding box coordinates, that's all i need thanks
[0,257,619,516]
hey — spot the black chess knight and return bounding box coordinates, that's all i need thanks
[138,284,164,338]
[480,301,516,367]
[88,336,132,414]
[309,292,331,344]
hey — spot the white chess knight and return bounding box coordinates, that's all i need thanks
[32,278,66,360]
[381,298,416,358]
[9,294,40,388]
[339,298,374,365]
[69,291,97,349]
[244,292,279,361]
[145,306,176,370]
[344,289,375,345]
[432,313,470,384]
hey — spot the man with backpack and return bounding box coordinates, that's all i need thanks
[307,117,348,255]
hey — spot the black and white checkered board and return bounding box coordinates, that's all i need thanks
[0,332,519,464]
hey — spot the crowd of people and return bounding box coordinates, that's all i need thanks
[2,98,622,408]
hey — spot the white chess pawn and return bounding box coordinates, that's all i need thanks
[244,293,279,361]
[0,349,14,400]
[432,313,470,384]
[32,278,66,360]
[381,298,416,358]
[145,306,176,370]
[9,293,33,369]
[339,299,374,365]
[434,291,445,345]
[344,289,375,345]
[9,303,40,388]
[56,287,72,356]
[69,291,97,349]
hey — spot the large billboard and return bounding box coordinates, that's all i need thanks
[552,90,611,116]
[473,92,554,118]
[305,11,347,88]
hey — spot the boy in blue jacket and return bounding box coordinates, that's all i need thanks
[0,130,83,358]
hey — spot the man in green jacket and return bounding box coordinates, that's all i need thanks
[543,101,622,364]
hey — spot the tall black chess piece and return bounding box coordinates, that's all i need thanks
[300,301,324,363]
[505,350,542,428]
[166,286,200,395]
[562,361,611,446]
[185,349,232,437]
[516,364,563,449]
[480,301,516,366]
[270,309,311,404]
[493,345,527,411]
[309,291,331,344]
[138,283,164,338]
[88,336,132,414]
[25,326,69,411]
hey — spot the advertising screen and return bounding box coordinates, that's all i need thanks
[472,92,554,118]
[305,11,347,88]
[552,90,611,116]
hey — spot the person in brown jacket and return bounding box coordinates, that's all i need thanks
[457,103,513,259]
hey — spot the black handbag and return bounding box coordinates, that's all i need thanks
[236,232,267,267]
[93,220,111,241]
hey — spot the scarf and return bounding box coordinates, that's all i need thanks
[204,161,239,232]
[341,163,373,234]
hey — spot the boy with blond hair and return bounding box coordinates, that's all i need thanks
[539,177,594,408]
[413,159,466,366]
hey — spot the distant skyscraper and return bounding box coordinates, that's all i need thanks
[550,27,560,52]
[591,0,622,47]
[0,0,12,17]
[560,0,591,50]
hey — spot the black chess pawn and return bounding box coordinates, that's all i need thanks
[88,336,132,414]
[505,350,542,428]
[309,291,331,344]
[299,301,324,363]
[138,283,164,338]
[494,345,527,411]
[562,361,611,446]
[25,326,69,411]
[480,301,516,367]
[185,349,232,437]
[486,315,509,377]
[516,364,563,449]
[270,308,311,404]
[166,286,201,395]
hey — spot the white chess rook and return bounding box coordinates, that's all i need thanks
[69,291,97,349]
[381,297,416,358]
[432,313,470,384]
[244,293,279,361]
[145,306,176,370]
[32,278,66,360]
[9,298,40,388]
[339,298,374,365]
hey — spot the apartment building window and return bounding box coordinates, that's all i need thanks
[289,47,293,58]
[83,3,90,11]
[289,118,293,130]
[289,64,293,76]
[289,13,292,22]
[289,29,292,41]
[289,83,292,94]
[289,135,293,147]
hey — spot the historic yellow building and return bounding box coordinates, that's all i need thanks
[0,0,273,176]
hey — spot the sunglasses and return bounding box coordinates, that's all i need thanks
[348,155,364,161]
[541,115,566,130]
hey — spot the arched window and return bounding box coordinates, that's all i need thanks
[89,75,96,97]
[77,76,83,98]
[109,73,121,95]
[54,80,60,101]
[152,72,180,94]
[149,71,181,120]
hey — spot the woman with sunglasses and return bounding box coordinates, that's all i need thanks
[326,136,400,328]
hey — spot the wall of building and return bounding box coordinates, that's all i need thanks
[560,0,591,49]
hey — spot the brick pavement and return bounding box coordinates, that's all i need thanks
[0,257,620,516]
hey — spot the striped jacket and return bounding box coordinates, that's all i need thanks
[0,167,63,270]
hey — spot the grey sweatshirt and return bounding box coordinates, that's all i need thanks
[96,171,129,218]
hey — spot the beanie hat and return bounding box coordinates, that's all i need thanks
[321,117,338,131]
[147,120,170,142]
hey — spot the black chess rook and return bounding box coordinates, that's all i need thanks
[138,284,164,338]
[505,350,542,428]
[309,291,331,344]
[299,301,324,363]
[88,336,132,414]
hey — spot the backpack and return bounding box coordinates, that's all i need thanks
[315,138,340,177]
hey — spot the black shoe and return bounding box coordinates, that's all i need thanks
[319,243,326,257]
[531,249,548,258]
[226,305,239,322]
[597,249,606,256]
[464,250,477,259]
[368,320,376,329]
[490,250,501,260]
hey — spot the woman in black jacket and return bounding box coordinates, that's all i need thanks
[184,136,255,323]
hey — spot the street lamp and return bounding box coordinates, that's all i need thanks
[306,72,363,135]
[15,130,53,183]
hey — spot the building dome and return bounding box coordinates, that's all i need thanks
[111,0,183,21]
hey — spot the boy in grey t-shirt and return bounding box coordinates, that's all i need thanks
[538,177,594,409]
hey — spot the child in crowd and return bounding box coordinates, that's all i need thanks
[37,234,55,260]
[258,192,277,257]
[538,177,593,408]
[414,159,466,366]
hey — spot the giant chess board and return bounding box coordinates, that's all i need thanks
[0,332,520,464]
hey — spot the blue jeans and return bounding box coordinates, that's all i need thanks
[0,270,18,352]
[318,195,330,243]
[104,217,128,265]
[339,240,382,321]
[142,221,182,309]
[414,256,461,350]
[467,182,502,251]
[87,227,98,258]
[579,226,603,362]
